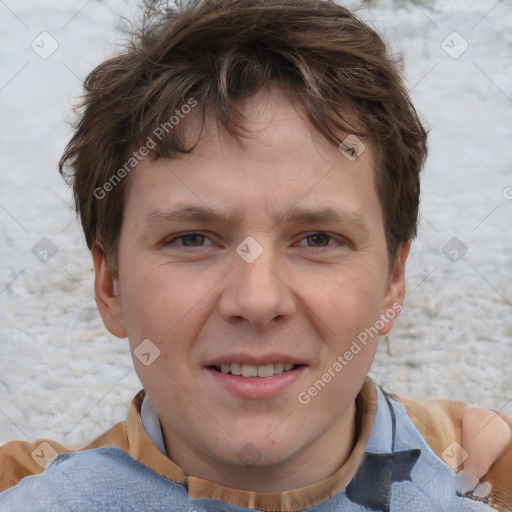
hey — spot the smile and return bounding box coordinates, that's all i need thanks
[211,362,300,378]
[206,363,306,399]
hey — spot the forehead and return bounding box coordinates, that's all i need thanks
[123,88,381,229]
[182,88,368,165]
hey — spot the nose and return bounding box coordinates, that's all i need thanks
[218,238,296,328]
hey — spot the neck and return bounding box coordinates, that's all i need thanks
[161,401,357,493]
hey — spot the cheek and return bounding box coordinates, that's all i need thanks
[120,279,160,339]
[120,269,213,380]
[312,266,386,320]
[120,264,192,334]
[310,274,387,370]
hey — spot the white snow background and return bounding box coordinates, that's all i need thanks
[0,0,511,447]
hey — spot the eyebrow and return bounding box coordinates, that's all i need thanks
[145,204,371,237]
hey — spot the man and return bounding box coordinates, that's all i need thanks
[1,0,511,510]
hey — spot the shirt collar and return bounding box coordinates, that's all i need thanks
[140,393,167,456]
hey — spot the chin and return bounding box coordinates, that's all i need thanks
[214,436,295,468]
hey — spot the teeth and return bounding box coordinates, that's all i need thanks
[241,364,258,377]
[215,362,297,377]
[257,364,274,377]
[274,363,284,374]
[230,363,242,376]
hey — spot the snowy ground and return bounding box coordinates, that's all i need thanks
[0,0,511,447]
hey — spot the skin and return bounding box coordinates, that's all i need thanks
[92,88,410,492]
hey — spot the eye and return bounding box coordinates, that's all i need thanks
[162,231,346,250]
[297,232,343,248]
[164,232,213,247]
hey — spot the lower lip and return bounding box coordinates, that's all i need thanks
[205,366,306,399]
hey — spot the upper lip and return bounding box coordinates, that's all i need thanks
[204,352,307,367]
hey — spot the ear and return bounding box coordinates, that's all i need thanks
[378,241,411,336]
[91,244,127,338]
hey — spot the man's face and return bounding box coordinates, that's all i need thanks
[95,89,407,487]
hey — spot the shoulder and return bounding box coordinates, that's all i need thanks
[0,448,143,511]
[0,437,68,492]
[0,447,185,512]
[392,393,512,511]
[0,418,128,492]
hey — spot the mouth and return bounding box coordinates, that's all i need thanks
[206,362,307,399]
[209,362,305,378]
[204,352,308,399]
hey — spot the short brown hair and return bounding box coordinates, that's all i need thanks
[59,0,428,278]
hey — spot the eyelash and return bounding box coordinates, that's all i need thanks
[163,232,345,249]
